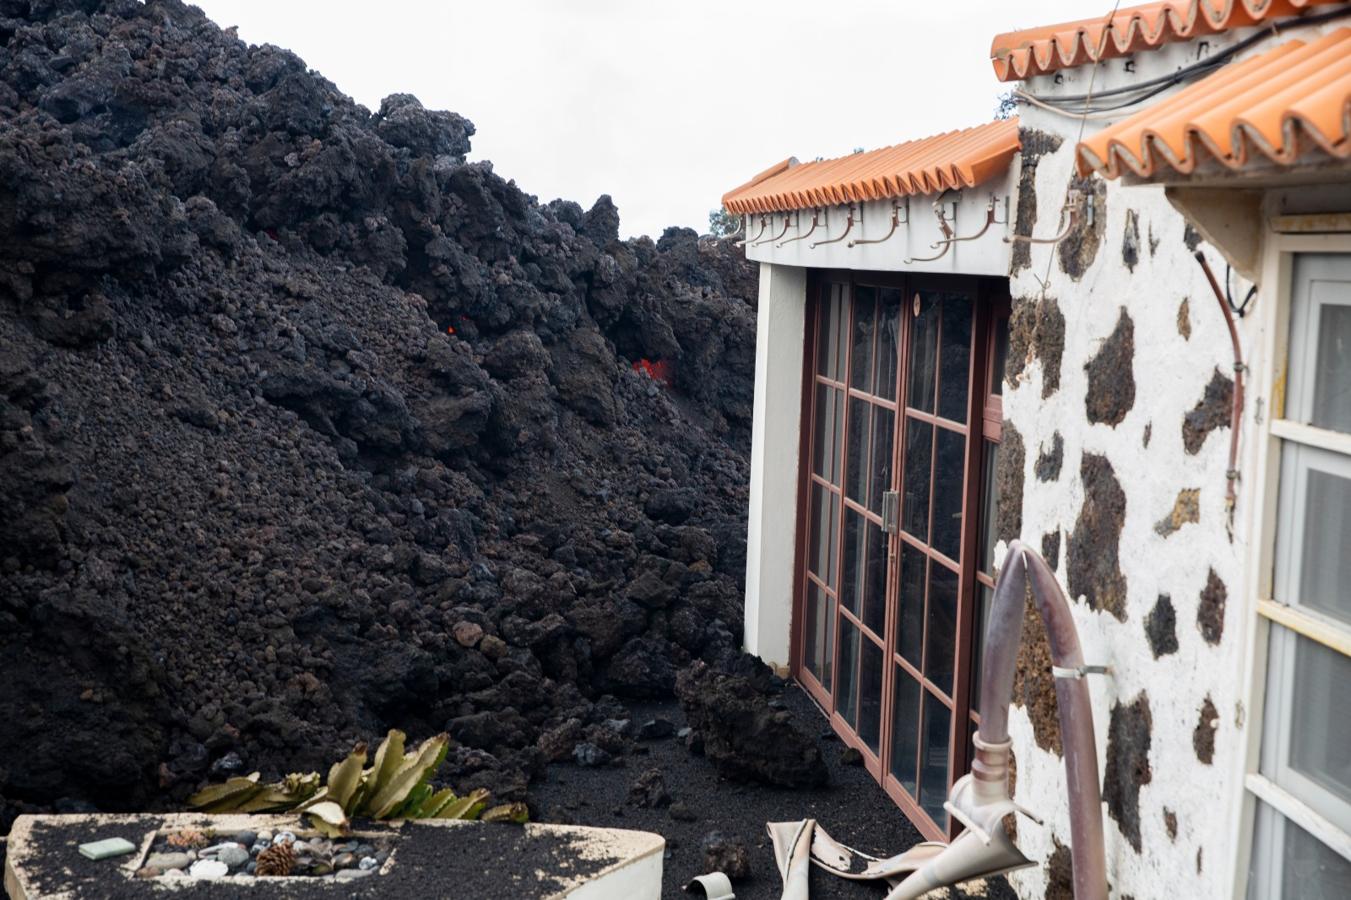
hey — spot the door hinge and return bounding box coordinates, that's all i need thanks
[881,491,899,534]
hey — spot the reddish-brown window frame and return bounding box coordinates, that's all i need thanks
[789,269,1010,840]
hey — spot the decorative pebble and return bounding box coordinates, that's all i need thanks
[358,856,378,871]
[217,844,250,869]
[334,842,358,853]
[275,831,295,845]
[246,861,257,875]
[336,869,374,882]
[234,831,257,848]
[135,867,162,879]
[309,861,334,876]
[334,852,356,870]
[188,859,229,879]
[353,844,376,857]
[257,830,273,842]
[146,852,192,871]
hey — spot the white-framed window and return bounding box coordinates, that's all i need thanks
[1242,247,1351,898]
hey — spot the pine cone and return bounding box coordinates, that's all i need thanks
[166,828,209,849]
[255,840,297,877]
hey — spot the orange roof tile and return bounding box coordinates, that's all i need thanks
[990,0,1344,82]
[1076,27,1351,178]
[721,120,1021,216]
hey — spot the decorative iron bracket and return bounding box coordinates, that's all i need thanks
[904,191,960,264]
[811,204,857,248]
[849,198,909,247]
[735,214,767,248]
[1005,188,1092,245]
[777,208,821,247]
[752,212,792,247]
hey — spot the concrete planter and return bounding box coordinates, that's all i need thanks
[4,813,664,899]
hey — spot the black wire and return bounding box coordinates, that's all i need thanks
[1022,4,1351,107]
[1225,262,1257,318]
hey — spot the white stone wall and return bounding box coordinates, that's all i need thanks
[1003,85,1260,900]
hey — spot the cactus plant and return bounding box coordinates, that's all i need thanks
[187,729,525,836]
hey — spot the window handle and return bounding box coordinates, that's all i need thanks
[881,491,899,535]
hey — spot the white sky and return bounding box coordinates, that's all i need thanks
[190,1,1097,238]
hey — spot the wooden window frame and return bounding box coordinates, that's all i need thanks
[1227,231,1351,898]
[789,269,1009,840]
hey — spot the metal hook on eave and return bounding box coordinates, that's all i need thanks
[735,214,768,248]
[751,212,792,247]
[1004,188,1091,245]
[777,208,822,247]
[848,198,909,247]
[810,204,857,248]
[922,194,1009,251]
[903,191,959,264]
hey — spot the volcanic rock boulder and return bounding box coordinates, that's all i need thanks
[675,662,829,788]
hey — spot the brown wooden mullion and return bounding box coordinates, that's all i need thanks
[838,601,885,648]
[842,495,883,527]
[829,282,858,727]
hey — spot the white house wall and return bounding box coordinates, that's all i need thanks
[1002,80,1264,900]
[742,262,807,671]
[743,165,1019,277]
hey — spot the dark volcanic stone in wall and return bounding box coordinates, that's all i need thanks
[1007,294,1065,398]
[1035,432,1064,482]
[1177,298,1192,340]
[1164,808,1178,840]
[1104,693,1153,853]
[1154,488,1199,537]
[1145,595,1179,659]
[1183,223,1203,251]
[1041,530,1061,571]
[995,422,1025,545]
[1122,209,1141,273]
[1198,569,1227,645]
[1057,178,1107,281]
[1013,588,1061,756]
[1193,696,1218,764]
[1011,129,1064,274]
[1084,308,1135,427]
[1067,453,1128,621]
[1183,368,1234,454]
[1045,836,1073,900]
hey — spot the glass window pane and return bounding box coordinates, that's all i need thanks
[852,286,877,392]
[1249,800,1351,899]
[835,285,850,384]
[869,406,896,516]
[938,292,973,423]
[817,288,840,380]
[978,441,1000,574]
[902,418,933,541]
[877,289,902,401]
[841,507,867,620]
[1289,634,1351,814]
[838,619,861,728]
[919,692,952,824]
[1298,465,1351,626]
[1311,288,1351,434]
[890,667,921,793]
[908,291,939,413]
[809,483,839,590]
[926,563,958,696]
[804,582,834,692]
[846,396,871,503]
[932,427,968,561]
[1262,626,1351,832]
[991,314,1010,397]
[812,384,843,485]
[897,544,926,666]
[859,638,884,754]
[841,509,886,637]
[1276,444,1351,628]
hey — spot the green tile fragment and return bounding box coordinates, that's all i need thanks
[78,837,137,860]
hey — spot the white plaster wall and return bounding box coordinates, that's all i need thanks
[743,166,1018,277]
[1001,81,1266,900]
[742,262,807,671]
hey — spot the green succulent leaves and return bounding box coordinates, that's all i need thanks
[186,730,525,835]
